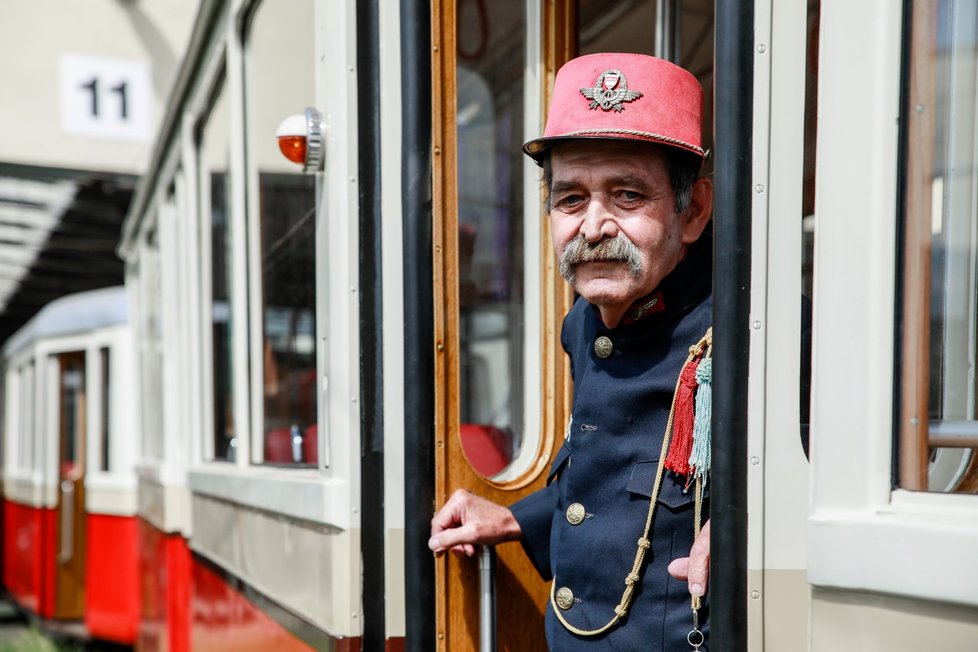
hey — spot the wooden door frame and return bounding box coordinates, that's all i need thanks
[431,0,575,649]
[54,351,87,620]
[898,0,937,490]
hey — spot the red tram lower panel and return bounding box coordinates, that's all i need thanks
[191,559,319,652]
[85,513,139,643]
[138,518,191,652]
[3,499,56,618]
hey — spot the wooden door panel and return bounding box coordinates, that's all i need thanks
[54,352,86,619]
[432,1,575,650]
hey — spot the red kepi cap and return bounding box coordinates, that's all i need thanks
[523,52,706,165]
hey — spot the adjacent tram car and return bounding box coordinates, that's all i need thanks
[2,286,139,644]
[2,0,978,650]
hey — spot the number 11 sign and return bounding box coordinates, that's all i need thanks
[60,54,152,142]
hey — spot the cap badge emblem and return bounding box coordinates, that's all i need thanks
[580,69,643,112]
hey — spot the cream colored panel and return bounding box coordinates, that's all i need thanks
[812,588,978,652]
[4,474,54,509]
[245,0,316,173]
[764,570,810,650]
[191,493,360,638]
[137,472,191,535]
[86,484,137,516]
[385,528,405,637]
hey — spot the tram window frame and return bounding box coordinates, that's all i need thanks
[897,0,978,493]
[195,58,243,465]
[182,0,362,529]
[98,347,111,473]
[449,0,545,485]
[241,0,318,469]
[807,0,978,609]
[136,224,164,463]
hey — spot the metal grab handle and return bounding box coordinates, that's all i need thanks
[58,481,74,563]
[291,425,303,463]
[479,545,497,652]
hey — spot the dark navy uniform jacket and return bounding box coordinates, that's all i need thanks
[510,236,712,651]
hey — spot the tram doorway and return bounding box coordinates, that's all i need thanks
[54,352,86,620]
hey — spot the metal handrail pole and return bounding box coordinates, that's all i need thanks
[479,545,497,652]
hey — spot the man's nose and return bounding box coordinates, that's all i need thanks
[579,196,618,243]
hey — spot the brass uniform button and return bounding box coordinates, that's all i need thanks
[555,586,574,611]
[594,335,613,358]
[566,502,586,525]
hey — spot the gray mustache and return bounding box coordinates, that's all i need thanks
[559,234,643,283]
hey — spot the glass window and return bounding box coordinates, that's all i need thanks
[138,228,164,461]
[800,0,819,454]
[198,69,235,462]
[59,353,86,481]
[99,347,110,472]
[455,0,529,480]
[578,0,715,158]
[245,0,317,466]
[1,371,12,474]
[900,0,978,492]
[19,363,34,472]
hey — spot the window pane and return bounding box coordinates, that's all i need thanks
[21,363,34,471]
[199,72,235,461]
[59,354,86,479]
[800,0,819,454]
[456,0,528,479]
[577,0,715,158]
[100,347,110,472]
[139,229,163,461]
[246,0,317,466]
[900,0,978,491]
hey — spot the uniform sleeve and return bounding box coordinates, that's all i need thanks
[509,483,557,580]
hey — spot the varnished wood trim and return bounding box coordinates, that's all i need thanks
[899,0,937,491]
[55,351,87,620]
[432,2,578,651]
[431,0,455,649]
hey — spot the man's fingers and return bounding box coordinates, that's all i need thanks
[687,521,711,597]
[667,557,690,581]
[428,524,472,553]
[430,489,469,536]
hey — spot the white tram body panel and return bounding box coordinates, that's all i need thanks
[805,0,978,647]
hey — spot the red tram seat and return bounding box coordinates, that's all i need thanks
[459,424,512,477]
[264,425,317,464]
[302,424,318,464]
[264,427,293,463]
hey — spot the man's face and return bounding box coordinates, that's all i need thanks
[548,140,704,325]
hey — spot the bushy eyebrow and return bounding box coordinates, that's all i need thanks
[551,175,656,197]
[606,175,654,194]
[550,180,580,197]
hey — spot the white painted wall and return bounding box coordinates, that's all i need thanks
[0,0,198,174]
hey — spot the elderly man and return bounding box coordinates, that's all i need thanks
[430,53,714,650]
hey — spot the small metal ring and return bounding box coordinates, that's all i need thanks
[687,628,705,647]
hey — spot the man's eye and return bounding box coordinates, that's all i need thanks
[557,195,584,207]
[618,190,642,201]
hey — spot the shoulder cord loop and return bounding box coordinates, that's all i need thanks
[551,328,712,636]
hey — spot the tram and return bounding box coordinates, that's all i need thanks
[2,0,978,650]
[1,286,139,643]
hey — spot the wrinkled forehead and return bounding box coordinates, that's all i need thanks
[548,140,670,180]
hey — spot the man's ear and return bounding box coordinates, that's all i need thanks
[680,176,713,243]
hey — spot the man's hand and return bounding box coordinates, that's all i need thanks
[429,489,523,557]
[667,519,710,597]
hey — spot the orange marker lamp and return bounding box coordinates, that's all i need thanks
[275,108,325,173]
